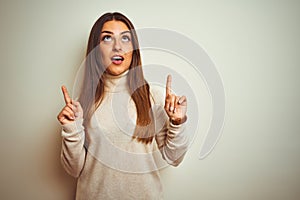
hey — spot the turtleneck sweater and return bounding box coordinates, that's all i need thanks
[60,70,189,200]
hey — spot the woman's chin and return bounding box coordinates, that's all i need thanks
[106,70,124,76]
[106,66,129,76]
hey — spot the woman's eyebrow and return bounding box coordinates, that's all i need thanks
[101,30,113,34]
[121,30,130,35]
[100,30,130,35]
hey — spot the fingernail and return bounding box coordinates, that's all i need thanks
[170,107,174,111]
[173,108,176,113]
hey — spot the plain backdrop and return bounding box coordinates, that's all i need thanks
[0,0,299,199]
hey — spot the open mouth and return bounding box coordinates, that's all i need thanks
[111,55,124,62]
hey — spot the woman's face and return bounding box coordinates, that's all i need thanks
[99,20,133,76]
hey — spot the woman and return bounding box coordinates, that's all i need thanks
[57,12,189,200]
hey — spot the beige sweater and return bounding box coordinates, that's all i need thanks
[60,71,189,200]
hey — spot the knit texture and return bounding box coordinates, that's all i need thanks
[60,70,189,200]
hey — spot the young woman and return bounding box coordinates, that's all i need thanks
[57,12,189,200]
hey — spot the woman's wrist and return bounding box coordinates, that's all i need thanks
[170,115,187,125]
[62,118,84,133]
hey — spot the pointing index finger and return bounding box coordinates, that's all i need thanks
[166,74,172,95]
[61,85,72,105]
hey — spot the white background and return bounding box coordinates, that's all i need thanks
[0,0,299,199]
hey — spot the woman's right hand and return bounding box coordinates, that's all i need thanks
[57,86,83,125]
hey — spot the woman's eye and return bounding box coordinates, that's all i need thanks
[121,35,130,42]
[102,35,112,42]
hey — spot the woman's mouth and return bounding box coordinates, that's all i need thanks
[111,55,124,65]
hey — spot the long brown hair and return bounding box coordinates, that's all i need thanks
[78,12,154,144]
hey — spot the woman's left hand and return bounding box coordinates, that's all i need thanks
[164,75,187,125]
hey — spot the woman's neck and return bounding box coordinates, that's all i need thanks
[104,70,129,93]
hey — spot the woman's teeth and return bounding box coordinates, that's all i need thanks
[112,56,124,61]
[111,55,124,65]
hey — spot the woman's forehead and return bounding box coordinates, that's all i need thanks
[101,20,130,34]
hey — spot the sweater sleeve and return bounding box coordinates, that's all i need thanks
[151,86,189,167]
[60,118,86,177]
[155,120,189,166]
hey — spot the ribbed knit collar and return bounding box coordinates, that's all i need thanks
[104,70,129,93]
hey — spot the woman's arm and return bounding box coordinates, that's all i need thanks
[57,86,86,177]
[151,76,189,166]
[60,119,86,177]
[155,118,189,166]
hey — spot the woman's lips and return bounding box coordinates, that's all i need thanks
[111,55,124,65]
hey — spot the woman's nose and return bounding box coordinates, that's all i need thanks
[113,38,122,51]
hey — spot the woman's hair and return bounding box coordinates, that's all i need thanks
[78,12,154,144]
